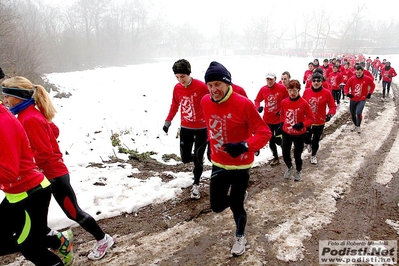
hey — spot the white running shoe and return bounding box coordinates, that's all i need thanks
[190,184,200,199]
[88,234,114,260]
[294,170,302,181]
[310,156,317,164]
[231,235,247,256]
[357,126,361,134]
[350,125,356,132]
[284,166,294,180]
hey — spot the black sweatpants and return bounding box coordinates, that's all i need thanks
[267,123,281,159]
[0,186,63,266]
[332,89,341,105]
[179,127,207,185]
[282,132,305,171]
[210,165,250,237]
[305,125,325,156]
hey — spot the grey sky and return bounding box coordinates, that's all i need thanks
[44,0,398,36]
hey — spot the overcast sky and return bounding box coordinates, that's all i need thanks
[45,0,398,34]
[160,0,397,33]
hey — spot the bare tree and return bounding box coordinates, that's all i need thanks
[338,4,367,54]
[0,1,17,74]
[247,17,271,54]
[217,20,233,51]
[0,0,48,82]
[242,23,258,52]
[311,8,333,55]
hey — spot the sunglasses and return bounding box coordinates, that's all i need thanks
[312,79,322,82]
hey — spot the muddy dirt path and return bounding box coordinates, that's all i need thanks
[2,82,399,266]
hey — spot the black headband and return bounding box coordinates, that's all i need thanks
[2,86,34,100]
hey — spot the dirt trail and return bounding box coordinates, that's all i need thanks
[2,82,399,266]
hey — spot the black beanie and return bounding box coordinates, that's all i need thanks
[172,59,191,75]
[204,61,232,85]
[311,72,323,80]
[314,68,323,75]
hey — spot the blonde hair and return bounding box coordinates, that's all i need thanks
[2,76,56,121]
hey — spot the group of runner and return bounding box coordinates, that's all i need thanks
[163,54,395,257]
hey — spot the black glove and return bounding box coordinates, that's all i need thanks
[326,114,333,122]
[347,94,354,98]
[292,122,304,130]
[257,106,264,113]
[222,141,248,158]
[366,93,371,99]
[206,141,211,161]
[163,121,171,133]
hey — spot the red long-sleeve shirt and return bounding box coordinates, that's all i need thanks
[303,70,313,84]
[303,87,337,125]
[0,105,45,194]
[201,90,271,170]
[341,68,354,84]
[328,71,343,91]
[280,96,315,135]
[254,82,288,124]
[17,105,68,179]
[381,67,397,82]
[165,78,209,129]
[232,83,248,98]
[321,65,332,78]
[344,75,375,101]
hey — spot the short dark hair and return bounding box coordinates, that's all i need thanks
[355,65,364,71]
[172,59,191,75]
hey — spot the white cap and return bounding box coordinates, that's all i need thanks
[266,72,276,79]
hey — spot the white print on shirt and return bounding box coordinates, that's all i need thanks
[354,83,364,97]
[330,75,338,87]
[266,94,278,113]
[308,96,322,114]
[285,108,298,128]
[208,114,227,152]
[181,94,196,122]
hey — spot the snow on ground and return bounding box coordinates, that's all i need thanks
[2,54,399,265]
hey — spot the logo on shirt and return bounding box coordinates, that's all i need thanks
[285,108,298,127]
[208,113,233,154]
[308,96,321,113]
[354,83,363,96]
[266,94,278,112]
[181,95,195,122]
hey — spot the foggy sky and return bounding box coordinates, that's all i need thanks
[162,0,398,34]
[43,0,398,36]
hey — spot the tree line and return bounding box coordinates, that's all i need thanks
[0,0,397,84]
